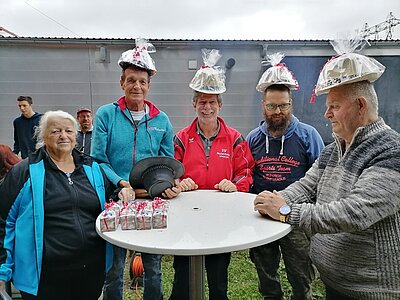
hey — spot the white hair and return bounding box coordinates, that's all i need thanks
[346,81,379,116]
[35,110,78,149]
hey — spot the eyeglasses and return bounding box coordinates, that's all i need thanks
[264,102,291,111]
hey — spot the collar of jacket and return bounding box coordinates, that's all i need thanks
[29,147,90,168]
[116,96,160,118]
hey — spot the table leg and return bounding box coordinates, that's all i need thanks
[189,255,205,300]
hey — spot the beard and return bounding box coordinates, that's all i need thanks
[263,111,291,132]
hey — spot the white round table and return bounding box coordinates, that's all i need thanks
[96,190,291,299]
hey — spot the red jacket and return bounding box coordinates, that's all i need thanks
[174,117,254,192]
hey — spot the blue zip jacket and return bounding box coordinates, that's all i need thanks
[91,97,174,185]
[0,148,112,295]
[246,115,325,193]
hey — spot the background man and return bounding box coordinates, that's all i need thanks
[91,39,179,300]
[254,51,399,299]
[247,53,324,300]
[170,49,254,300]
[13,95,42,158]
[75,107,93,155]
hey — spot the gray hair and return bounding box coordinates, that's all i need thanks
[35,110,79,149]
[346,81,379,116]
[192,91,223,105]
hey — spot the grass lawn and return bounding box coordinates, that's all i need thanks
[123,250,326,299]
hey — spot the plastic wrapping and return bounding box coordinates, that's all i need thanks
[314,33,385,96]
[256,52,299,92]
[120,202,137,230]
[100,209,117,232]
[152,197,169,229]
[118,38,157,75]
[189,48,226,94]
[135,201,153,230]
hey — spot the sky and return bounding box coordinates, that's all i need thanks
[1,0,400,40]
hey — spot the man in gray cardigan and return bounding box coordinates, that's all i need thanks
[254,51,400,300]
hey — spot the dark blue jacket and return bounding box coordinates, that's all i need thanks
[13,112,42,158]
[246,115,324,193]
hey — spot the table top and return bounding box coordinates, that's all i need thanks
[96,190,291,255]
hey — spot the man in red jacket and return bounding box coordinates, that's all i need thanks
[169,49,255,300]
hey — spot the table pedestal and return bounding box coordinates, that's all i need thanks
[189,255,205,300]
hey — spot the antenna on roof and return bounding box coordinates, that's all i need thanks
[0,27,18,37]
[360,12,400,40]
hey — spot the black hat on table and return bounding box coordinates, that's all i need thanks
[129,156,184,198]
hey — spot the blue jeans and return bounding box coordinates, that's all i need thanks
[103,245,163,300]
[142,252,163,300]
[103,246,126,300]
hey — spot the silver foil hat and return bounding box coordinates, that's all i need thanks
[118,38,157,76]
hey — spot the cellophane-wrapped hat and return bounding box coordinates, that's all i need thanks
[256,52,299,92]
[189,49,226,94]
[118,38,157,76]
[314,34,385,96]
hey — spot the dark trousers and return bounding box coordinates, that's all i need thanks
[169,253,231,300]
[20,262,104,300]
[250,228,314,300]
[325,285,356,300]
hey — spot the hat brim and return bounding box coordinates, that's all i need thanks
[77,108,92,114]
[119,61,157,76]
[189,86,226,94]
[256,82,298,93]
[129,156,184,188]
[315,73,382,96]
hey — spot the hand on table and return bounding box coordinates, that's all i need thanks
[254,190,286,220]
[177,178,198,192]
[118,187,135,203]
[162,185,182,199]
[215,179,237,192]
[0,280,5,291]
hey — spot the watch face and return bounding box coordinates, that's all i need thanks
[279,205,291,215]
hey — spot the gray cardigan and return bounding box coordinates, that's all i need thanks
[283,118,400,299]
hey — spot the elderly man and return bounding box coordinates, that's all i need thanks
[247,53,324,300]
[254,51,400,299]
[169,49,254,300]
[75,107,93,154]
[91,39,180,300]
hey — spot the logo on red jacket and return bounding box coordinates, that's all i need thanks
[217,148,230,159]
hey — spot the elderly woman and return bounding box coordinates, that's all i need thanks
[0,110,133,299]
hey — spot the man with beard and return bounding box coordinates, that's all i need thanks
[246,53,324,300]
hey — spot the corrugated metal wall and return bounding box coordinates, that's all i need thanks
[0,38,399,150]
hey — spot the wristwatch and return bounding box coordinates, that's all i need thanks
[279,204,291,223]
